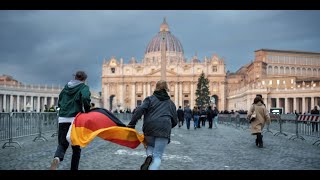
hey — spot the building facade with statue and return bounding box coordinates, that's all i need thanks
[227,49,320,114]
[102,18,227,112]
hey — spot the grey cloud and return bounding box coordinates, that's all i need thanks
[1,10,320,92]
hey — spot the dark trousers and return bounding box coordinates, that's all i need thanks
[198,117,202,128]
[178,118,184,127]
[54,122,81,170]
[201,118,206,127]
[312,122,318,132]
[185,118,191,129]
[208,118,213,128]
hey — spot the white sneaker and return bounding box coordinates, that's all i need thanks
[50,157,60,170]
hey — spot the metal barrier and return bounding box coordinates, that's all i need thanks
[0,112,58,149]
[0,111,132,149]
[113,113,133,122]
[0,113,21,148]
[294,115,320,145]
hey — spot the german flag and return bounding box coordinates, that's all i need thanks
[69,108,145,149]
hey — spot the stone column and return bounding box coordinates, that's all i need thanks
[0,95,2,111]
[31,96,34,111]
[10,95,13,112]
[24,95,26,111]
[293,97,297,113]
[175,83,178,106]
[103,83,109,110]
[3,94,6,112]
[143,83,146,99]
[276,98,280,108]
[17,95,20,112]
[147,83,151,96]
[311,96,315,110]
[119,83,124,109]
[267,96,272,110]
[37,96,40,112]
[179,82,183,107]
[220,81,225,111]
[131,82,136,110]
[285,97,288,113]
[190,82,194,108]
[44,97,47,109]
[302,97,306,114]
[51,97,54,107]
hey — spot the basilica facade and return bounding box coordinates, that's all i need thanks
[102,18,226,112]
[102,18,320,113]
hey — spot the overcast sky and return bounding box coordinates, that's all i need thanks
[1,10,320,92]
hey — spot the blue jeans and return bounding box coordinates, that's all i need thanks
[185,117,191,129]
[193,115,199,128]
[144,136,168,170]
[214,116,218,128]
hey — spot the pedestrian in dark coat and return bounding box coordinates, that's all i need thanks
[127,80,177,170]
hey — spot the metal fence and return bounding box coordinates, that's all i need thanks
[0,112,133,149]
[217,113,320,146]
[0,112,58,149]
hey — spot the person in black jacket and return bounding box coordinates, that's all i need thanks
[311,106,319,132]
[127,80,177,170]
[206,106,217,129]
[177,106,184,128]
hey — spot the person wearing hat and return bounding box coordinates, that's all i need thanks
[50,71,91,170]
[127,80,177,170]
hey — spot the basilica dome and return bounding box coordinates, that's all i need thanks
[144,18,184,64]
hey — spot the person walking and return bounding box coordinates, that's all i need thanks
[50,71,91,170]
[311,106,319,132]
[207,106,218,129]
[127,80,177,170]
[213,107,219,128]
[247,96,270,148]
[177,106,184,128]
[184,104,193,130]
[192,106,200,130]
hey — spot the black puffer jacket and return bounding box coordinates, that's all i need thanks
[128,90,177,139]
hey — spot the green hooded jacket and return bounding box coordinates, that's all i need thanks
[58,80,91,117]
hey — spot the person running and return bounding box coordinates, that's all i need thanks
[50,71,91,170]
[127,80,177,170]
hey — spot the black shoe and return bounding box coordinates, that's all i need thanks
[140,156,153,170]
[258,134,263,148]
[258,143,263,148]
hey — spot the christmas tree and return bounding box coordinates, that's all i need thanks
[195,71,211,109]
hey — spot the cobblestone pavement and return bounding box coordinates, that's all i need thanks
[0,121,320,170]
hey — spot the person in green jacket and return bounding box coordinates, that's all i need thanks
[50,71,91,170]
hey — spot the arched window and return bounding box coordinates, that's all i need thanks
[291,67,295,75]
[313,69,317,76]
[285,67,290,74]
[268,66,273,74]
[274,66,279,74]
[297,67,301,76]
[302,68,306,76]
[307,68,312,76]
[280,66,284,74]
